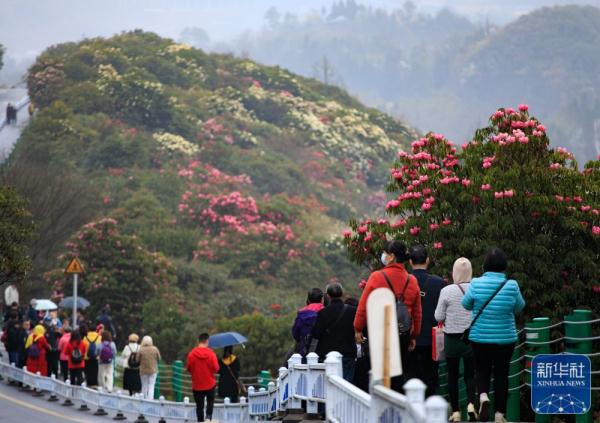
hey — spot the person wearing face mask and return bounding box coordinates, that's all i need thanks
[353,240,422,392]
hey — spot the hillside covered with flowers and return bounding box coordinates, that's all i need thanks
[8,31,415,363]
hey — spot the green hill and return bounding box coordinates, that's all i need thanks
[5,31,414,363]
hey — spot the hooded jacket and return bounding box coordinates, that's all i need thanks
[186,345,219,391]
[291,302,324,356]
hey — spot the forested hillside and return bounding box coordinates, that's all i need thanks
[3,31,415,367]
[218,3,600,162]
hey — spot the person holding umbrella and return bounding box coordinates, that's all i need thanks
[218,346,242,402]
[186,333,219,422]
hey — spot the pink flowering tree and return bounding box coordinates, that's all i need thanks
[45,218,179,338]
[344,105,599,319]
[177,162,301,279]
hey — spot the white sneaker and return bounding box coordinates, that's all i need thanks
[479,393,490,422]
[448,411,461,422]
[467,402,478,421]
[494,412,508,423]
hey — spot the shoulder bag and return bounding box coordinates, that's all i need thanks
[461,279,507,344]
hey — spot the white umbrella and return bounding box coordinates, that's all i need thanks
[34,299,58,311]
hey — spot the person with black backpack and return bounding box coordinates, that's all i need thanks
[311,283,357,382]
[353,240,422,392]
[121,333,142,396]
[64,331,87,385]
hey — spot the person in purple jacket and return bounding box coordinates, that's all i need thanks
[291,288,325,357]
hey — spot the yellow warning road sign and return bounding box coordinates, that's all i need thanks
[65,257,84,274]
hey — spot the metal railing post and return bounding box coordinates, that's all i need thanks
[507,344,522,422]
[526,317,551,423]
[565,309,593,423]
[172,360,183,402]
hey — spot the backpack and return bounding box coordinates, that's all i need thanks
[99,341,114,364]
[86,336,99,358]
[28,340,41,359]
[127,346,140,369]
[293,309,319,356]
[71,345,83,365]
[381,271,413,334]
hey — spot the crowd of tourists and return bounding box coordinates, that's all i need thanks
[290,243,524,423]
[1,243,524,423]
[1,303,242,422]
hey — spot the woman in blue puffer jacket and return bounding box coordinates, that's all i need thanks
[462,248,525,423]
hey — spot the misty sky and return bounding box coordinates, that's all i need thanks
[1,0,599,65]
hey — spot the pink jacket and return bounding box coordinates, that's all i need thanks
[58,332,72,361]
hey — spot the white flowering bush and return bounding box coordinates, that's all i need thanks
[153,132,199,156]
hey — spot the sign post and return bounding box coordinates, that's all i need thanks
[64,257,84,329]
[531,354,591,416]
[367,288,402,387]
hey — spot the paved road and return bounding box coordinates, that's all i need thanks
[0,87,29,159]
[0,376,168,423]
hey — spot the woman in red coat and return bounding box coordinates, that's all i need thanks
[25,324,50,376]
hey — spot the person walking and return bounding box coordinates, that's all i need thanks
[407,245,445,397]
[435,257,478,422]
[98,330,117,392]
[354,240,422,392]
[121,333,142,396]
[3,312,24,367]
[64,331,87,385]
[311,283,357,382]
[18,319,31,368]
[97,306,116,339]
[462,248,525,423]
[138,336,161,399]
[44,318,60,378]
[25,324,50,376]
[58,327,72,381]
[291,288,324,357]
[82,324,101,387]
[186,333,219,422]
[218,346,242,402]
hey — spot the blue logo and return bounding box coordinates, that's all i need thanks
[531,354,591,415]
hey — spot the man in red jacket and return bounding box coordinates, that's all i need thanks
[354,240,422,392]
[186,333,220,422]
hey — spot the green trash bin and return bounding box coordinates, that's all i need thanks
[257,370,270,388]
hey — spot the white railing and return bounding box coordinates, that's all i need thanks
[249,351,448,423]
[0,360,248,422]
[0,349,447,423]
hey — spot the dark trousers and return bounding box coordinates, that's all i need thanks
[84,358,98,386]
[60,360,69,381]
[342,357,356,383]
[47,350,59,378]
[472,342,515,414]
[8,351,20,366]
[407,345,439,397]
[70,368,84,386]
[193,388,215,422]
[446,355,476,411]
[391,333,410,393]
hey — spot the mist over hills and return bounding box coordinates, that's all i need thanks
[221,3,600,162]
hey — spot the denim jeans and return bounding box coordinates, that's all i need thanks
[342,357,356,383]
[8,352,20,366]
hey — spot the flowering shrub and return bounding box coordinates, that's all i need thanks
[176,162,298,273]
[344,106,599,319]
[152,132,199,156]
